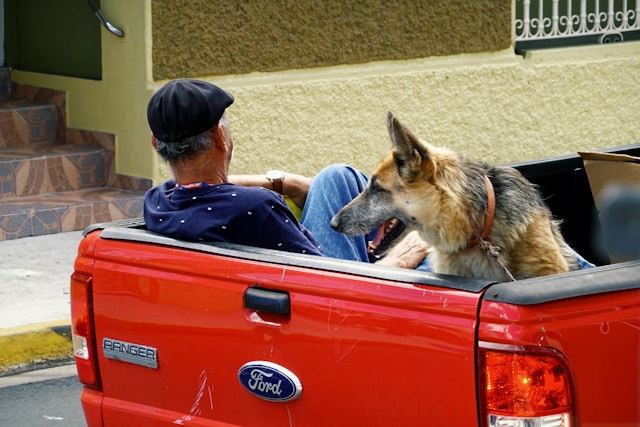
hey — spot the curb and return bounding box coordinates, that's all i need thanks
[0,319,74,377]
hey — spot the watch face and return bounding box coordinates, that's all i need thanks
[267,170,285,181]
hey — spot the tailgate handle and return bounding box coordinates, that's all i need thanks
[244,287,290,315]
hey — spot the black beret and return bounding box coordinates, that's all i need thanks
[147,79,234,142]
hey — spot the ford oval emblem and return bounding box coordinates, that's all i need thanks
[238,361,302,402]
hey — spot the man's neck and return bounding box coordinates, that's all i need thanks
[170,156,227,186]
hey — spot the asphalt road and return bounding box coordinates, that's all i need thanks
[0,364,86,426]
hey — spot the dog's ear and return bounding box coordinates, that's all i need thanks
[387,111,435,182]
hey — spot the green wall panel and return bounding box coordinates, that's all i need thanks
[5,0,101,80]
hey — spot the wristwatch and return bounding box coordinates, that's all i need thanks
[266,170,285,194]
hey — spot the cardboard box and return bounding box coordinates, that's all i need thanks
[579,151,640,210]
[579,151,640,262]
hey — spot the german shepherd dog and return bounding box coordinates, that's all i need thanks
[331,112,579,281]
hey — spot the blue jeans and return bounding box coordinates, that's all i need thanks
[300,164,433,271]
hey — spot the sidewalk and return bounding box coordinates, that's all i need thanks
[0,231,84,376]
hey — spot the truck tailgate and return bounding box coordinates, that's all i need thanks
[85,229,489,426]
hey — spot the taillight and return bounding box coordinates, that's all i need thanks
[479,342,574,427]
[70,272,101,389]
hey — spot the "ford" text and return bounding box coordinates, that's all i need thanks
[248,369,283,396]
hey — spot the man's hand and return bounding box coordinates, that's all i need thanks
[281,173,312,209]
[374,231,429,269]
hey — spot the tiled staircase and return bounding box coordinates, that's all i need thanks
[0,70,151,241]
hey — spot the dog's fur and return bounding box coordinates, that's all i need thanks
[330,112,579,281]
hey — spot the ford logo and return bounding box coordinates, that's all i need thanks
[238,361,302,402]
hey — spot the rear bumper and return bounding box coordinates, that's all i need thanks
[80,387,104,426]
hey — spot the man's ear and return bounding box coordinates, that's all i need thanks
[386,111,435,183]
[212,123,226,148]
[151,134,158,149]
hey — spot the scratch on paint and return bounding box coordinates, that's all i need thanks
[621,320,640,331]
[280,269,287,282]
[248,311,282,326]
[326,300,335,332]
[190,370,209,415]
[174,369,212,424]
[334,339,361,364]
[439,295,448,308]
[327,301,361,363]
[286,405,293,427]
[538,327,546,346]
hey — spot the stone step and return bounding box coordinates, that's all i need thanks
[0,80,152,240]
[0,187,146,241]
[0,141,106,198]
[0,99,58,148]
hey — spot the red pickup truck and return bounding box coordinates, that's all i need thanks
[71,145,640,427]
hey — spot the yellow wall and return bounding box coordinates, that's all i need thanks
[10,0,640,185]
[213,44,640,177]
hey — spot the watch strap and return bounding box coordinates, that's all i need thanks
[271,178,283,194]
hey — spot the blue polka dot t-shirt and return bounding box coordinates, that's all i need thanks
[144,181,322,255]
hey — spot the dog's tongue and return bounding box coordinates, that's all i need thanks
[368,219,395,254]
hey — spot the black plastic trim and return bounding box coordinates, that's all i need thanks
[83,217,146,236]
[484,259,640,305]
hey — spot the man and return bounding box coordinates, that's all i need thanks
[145,78,427,269]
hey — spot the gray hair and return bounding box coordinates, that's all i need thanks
[154,130,213,163]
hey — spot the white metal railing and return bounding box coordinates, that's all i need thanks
[516,0,640,42]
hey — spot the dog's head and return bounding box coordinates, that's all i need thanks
[331,112,470,254]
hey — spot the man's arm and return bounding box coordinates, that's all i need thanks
[229,172,311,209]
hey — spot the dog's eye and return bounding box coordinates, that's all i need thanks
[369,176,391,194]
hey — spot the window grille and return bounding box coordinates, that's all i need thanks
[515,0,640,49]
